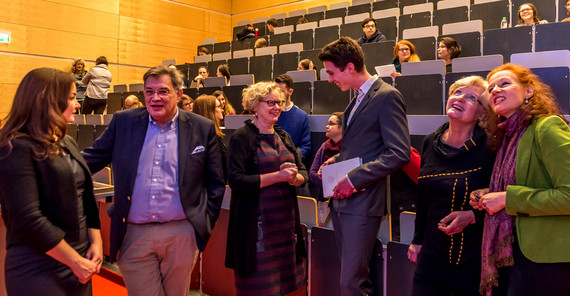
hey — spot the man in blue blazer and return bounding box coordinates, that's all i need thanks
[82,65,225,295]
[319,37,411,295]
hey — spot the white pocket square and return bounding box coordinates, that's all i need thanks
[191,146,205,154]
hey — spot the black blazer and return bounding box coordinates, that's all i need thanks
[0,135,100,253]
[336,78,411,217]
[82,107,225,261]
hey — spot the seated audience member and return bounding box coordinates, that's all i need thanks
[357,18,386,46]
[177,94,194,112]
[217,64,231,84]
[193,95,227,181]
[515,3,548,26]
[168,64,186,88]
[408,76,494,296]
[438,37,461,73]
[309,112,343,225]
[391,40,421,78]
[266,18,280,33]
[198,47,210,56]
[237,24,256,41]
[212,90,236,126]
[193,66,208,88]
[254,38,267,49]
[296,17,309,25]
[563,0,570,22]
[274,74,311,160]
[123,95,142,109]
[297,59,316,72]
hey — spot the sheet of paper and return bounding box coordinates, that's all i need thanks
[375,64,396,77]
[321,157,362,198]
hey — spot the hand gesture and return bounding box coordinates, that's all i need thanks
[280,162,298,184]
[438,211,475,236]
[71,257,99,284]
[332,176,356,199]
[391,72,402,79]
[407,244,422,264]
[479,191,507,215]
[317,157,336,179]
[86,230,103,274]
[469,188,489,210]
[278,163,298,183]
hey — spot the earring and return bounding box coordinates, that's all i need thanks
[524,98,529,104]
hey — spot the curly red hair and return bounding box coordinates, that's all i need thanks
[485,63,567,150]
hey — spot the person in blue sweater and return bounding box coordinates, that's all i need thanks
[275,74,311,160]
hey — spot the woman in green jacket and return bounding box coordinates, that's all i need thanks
[470,63,570,295]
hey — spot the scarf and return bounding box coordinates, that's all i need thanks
[480,111,527,295]
[323,138,342,161]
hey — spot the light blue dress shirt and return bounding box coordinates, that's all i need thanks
[128,110,187,224]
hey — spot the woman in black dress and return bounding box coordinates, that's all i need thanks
[225,81,307,296]
[408,76,495,296]
[0,68,102,296]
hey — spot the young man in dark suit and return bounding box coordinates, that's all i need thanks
[318,37,411,295]
[82,65,225,295]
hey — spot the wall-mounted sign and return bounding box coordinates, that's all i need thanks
[0,31,11,43]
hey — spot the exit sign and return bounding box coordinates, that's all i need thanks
[0,31,11,43]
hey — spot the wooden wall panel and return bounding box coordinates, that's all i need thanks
[120,16,216,49]
[118,40,195,67]
[119,0,209,30]
[0,22,118,63]
[5,0,119,39]
[0,84,17,119]
[116,66,151,86]
[209,13,233,42]
[48,0,120,14]
[231,0,344,26]
[0,54,78,85]
[176,0,232,14]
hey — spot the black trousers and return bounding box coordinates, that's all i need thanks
[81,96,107,114]
[493,239,570,296]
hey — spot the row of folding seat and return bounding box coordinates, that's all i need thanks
[183,20,570,88]
[204,1,512,58]
[176,49,570,117]
[66,124,108,150]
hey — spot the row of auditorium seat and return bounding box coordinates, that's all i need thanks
[190,20,570,77]
[202,0,561,57]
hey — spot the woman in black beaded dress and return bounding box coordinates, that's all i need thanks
[408,76,495,296]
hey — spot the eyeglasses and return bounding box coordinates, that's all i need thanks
[364,25,375,29]
[326,121,340,127]
[144,89,171,98]
[398,48,410,52]
[183,102,192,107]
[519,8,532,13]
[262,99,285,107]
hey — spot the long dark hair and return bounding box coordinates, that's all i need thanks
[193,95,224,138]
[0,68,75,159]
